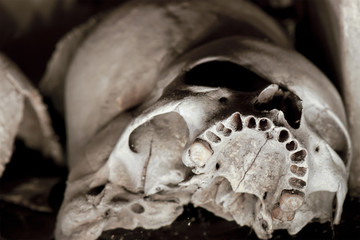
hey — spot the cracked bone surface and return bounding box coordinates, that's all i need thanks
[50,1,351,239]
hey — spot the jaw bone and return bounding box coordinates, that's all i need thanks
[51,1,351,238]
[56,38,350,238]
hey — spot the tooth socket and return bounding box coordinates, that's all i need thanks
[230,113,243,131]
[290,165,307,177]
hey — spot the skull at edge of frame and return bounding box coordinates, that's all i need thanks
[55,37,351,240]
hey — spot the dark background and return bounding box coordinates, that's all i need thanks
[0,0,359,239]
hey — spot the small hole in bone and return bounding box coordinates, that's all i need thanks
[111,196,129,204]
[104,209,111,218]
[278,130,289,142]
[261,221,268,231]
[290,150,307,163]
[219,97,227,103]
[286,141,297,151]
[289,178,306,189]
[215,163,220,170]
[259,119,271,131]
[131,203,145,214]
[87,185,105,196]
[263,192,268,200]
[290,165,307,177]
[206,131,221,143]
[315,146,320,152]
[230,113,243,131]
[247,117,256,128]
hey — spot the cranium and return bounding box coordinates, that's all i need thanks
[34,0,352,239]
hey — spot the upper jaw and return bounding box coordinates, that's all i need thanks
[58,84,348,239]
[57,38,351,239]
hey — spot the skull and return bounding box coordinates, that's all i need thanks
[55,37,351,239]
[39,0,352,239]
[0,53,62,176]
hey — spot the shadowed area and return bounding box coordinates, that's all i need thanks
[185,61,269,93]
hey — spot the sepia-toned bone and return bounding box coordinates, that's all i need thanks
[33,0,352,239]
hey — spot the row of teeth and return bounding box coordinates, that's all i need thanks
[188,112,308,222]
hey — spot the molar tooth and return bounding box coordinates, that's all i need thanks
[279,190,305,211]
[272,207,295,221]
[189,138,213,166]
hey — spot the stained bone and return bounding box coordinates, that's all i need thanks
[53,1,351,239]
[56,39,351,239]
[58,0,291,167]
[279,191,305,212]
[189,139,213,167]
[272,207,295,221]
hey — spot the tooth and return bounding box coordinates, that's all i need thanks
[279,191,305,212]
[189,139,214,166]
[272,207,295,221]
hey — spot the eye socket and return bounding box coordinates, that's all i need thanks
[184,61,269,92]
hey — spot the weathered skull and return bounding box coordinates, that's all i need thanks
[0,53,62,176]
[37,0,351,239]
[54,36,351,239]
